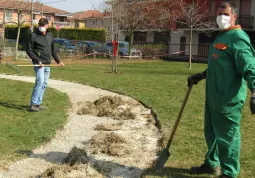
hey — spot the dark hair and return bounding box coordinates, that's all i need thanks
[217,1,237,15]
[38,18,49,26]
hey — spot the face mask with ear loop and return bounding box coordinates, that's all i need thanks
[39,26,46,32]
[216,15,231,29]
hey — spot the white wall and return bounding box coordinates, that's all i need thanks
[169,30,199,56]
[188,32,199,56]
[146,31,154,42]
[169,30,183,55]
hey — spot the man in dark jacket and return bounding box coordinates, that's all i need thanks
[26,18,64,112]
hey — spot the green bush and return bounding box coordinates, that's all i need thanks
[134,43,168,59]
[4,25,106,50]
[53,28,106,42]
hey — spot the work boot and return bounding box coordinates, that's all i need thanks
[29,105,40,112]
[219,175,233,178]
[190,163,221,176]
[36,105,48,110]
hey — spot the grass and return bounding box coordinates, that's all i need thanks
[0,78,70,162]
[0,59,254,177]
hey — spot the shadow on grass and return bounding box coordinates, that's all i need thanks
[144,167,209,178]
[0,101,28,110]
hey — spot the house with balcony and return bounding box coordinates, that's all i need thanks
[69,10,105,29]
[102,0,255,58]
[169,0,255,58]
[0,0,73,29]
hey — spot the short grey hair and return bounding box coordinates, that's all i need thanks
[217,1,238,15]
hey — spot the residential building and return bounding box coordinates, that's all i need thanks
[0,0,73,28]
[101,0,255,57]
[69,10,105,29]
[169,0,255,57]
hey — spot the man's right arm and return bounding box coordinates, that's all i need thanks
[26,33,41,64]
[187,69,207,87]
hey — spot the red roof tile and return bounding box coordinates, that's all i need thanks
[71,10,103,20]
[0,0,71,15]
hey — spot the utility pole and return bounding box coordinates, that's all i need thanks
[30,0,34,32]
[41,3,43,18]
[111,0,114,41]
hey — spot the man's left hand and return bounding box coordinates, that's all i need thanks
[58,62,65,67]
[250,95,255,114]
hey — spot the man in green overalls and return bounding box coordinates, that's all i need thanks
[188,1,255,178]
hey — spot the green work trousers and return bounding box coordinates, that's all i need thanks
[204,103,241,178]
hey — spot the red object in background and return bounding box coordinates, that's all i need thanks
[0,50,3,59]
[112,40,118,57]
[56,25,61,31]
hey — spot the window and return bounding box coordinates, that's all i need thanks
[75,22,79,28]
[154,32,169,43]
[134,32,147,42]
[59,17,65,22]
[5,11,12,22]
[46,15,51,21]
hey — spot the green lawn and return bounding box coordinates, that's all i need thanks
[0,60,254,177]
[0,79,70,162]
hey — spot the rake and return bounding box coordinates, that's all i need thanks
[3,63,61,73]
[2,61,20,73]
[15,64,60,67]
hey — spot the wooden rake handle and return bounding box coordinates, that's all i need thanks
[16,64,60,67]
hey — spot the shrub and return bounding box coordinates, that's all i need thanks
[134,43,168,59]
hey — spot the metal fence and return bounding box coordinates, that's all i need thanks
[133,42,169,58]
[167,43,210,58]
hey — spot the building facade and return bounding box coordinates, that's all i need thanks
[0,0,73,28]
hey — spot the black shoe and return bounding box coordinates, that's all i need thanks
[36,105,48,110]
[219,174,233,178]
[29,105,40,112]
[190,163,221,176]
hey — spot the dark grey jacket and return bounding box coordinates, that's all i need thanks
[26,29,60,64]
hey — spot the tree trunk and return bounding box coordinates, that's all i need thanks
[114,22,120,73]
[189,26,193,69]
[1,9,6,64]
[112,51,115,73]
[128,32,133,60]
[15,26,21,61]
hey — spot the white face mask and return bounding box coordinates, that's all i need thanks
[216,15,231,30]
[39,26,46,32]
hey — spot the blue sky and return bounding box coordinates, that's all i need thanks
[40,0,104,13]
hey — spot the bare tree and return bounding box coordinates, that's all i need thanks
[100,0,178,72]
[96,0,122,73]
[114,0,179,56]
[8,0,37,60]
[143,0,178,30]
[175,0,215,68]
[0,8,6,64]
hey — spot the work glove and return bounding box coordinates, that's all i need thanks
[250,95,255,114]
[187,72,206,87]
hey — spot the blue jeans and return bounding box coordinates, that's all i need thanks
[30,66,50,106]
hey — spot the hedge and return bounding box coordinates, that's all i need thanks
[4,25,106,49]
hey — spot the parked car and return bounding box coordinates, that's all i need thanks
[77,41,109,55]
[105,41,142,58]
[53,38,77,55]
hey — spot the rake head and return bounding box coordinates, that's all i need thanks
[2,62,20,73]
